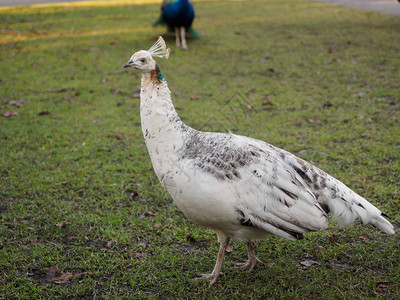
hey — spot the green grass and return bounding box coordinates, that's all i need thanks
[0,0,399,298]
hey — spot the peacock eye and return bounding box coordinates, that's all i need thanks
[140,58,146,63]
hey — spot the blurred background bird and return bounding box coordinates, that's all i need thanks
[153,0,200,50]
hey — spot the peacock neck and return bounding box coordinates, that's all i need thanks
[140,65,184,131]
[139,65,189,177]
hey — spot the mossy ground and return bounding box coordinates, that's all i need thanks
[0,0,399,298]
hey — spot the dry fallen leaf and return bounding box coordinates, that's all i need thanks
[55,221,72,227]
[138,211,156,218]
[325,58,341,64]
[46,265,89,284]
[226,243,234,253]
[125,189,138,200]
[359,234,371,242]
[246,104,254,110]
[47,88,67,93]
[9,100,29,107]
[107,134,127,140]
[106,240,113,248]
[38,111,50,116]
[375,281,389,294]
[46,265,62,280]
[110,88,124,94]
[132,251,146,258]
[261,97,273,111]
[54,181,68,186]
[329,234,339,242]
[297,149,314,157]
[8,241,19,247]
[153,223,162,229]
[300,259,320,267]
[3,111,18,118]
[52,273,74,284]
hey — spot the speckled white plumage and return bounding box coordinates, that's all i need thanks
[123,37,395,286]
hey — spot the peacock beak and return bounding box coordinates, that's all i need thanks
[123,60,133,68]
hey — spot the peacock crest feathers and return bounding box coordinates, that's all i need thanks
[148,36,170,59]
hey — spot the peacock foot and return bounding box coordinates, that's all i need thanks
[192,272,223,286]
[235,257,264,272]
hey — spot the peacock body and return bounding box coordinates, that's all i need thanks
[123,37,395,286]
[153,0,198,49]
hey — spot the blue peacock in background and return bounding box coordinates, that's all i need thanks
[153,0,200,50]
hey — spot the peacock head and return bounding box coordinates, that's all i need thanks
[123,36,170,73]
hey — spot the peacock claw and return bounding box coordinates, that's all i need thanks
[235,258,264,272]
[193,272,224,286]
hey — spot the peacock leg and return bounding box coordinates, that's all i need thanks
[174,27,181,48]
[193,237,229,286]
[236,241,264,271]
[180,26,188,50]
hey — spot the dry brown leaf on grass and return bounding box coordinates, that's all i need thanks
[225,243,234,253]
[323,101,333,108]
[55,221,72,227]
[107,134,129,140]
[132,251,146,258]
[375,281,389,294]
[300,259,320,267]
[38,111,50,116]
[153,223,162,229]
[110,88,124,95]
[359,234,371,242]
[138,211,156,218]
[261,96,273,107]
[329,234,339,243]
[3,111,18,118]
[47,88,68,93]
[9,100,29,107]
[46,265,62,280]
[53,181,69,186]
[47,265,89,284]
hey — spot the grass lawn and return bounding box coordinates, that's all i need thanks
[0,0,399,298]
